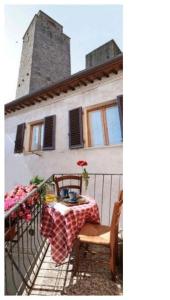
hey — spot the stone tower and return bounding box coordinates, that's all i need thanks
[86,40,121,69]
[16,10,71,99]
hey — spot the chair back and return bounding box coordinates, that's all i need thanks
[110,190,123,273]
[54,175,82,196]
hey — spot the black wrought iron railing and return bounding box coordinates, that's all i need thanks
[4,175,53,295]
[4,173,122,295]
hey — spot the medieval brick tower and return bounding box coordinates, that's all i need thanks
[16,10,71,99]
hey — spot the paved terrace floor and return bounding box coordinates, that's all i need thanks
[25,243,123,296]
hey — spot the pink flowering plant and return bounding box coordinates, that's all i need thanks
[77,160,90,191]
[5,184,40,224]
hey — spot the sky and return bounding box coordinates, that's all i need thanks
[3,4,122,104]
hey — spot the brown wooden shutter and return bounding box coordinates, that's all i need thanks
[69,107,84,149]
[43,115,56,150]
[14,123,26,153]
[117,95,123,139]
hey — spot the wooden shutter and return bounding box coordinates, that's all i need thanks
[14,123,26,153]
[43,115,56,150]
[117,95,123,139]
[69,107,84,149]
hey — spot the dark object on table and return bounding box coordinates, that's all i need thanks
[68,191,77,201]
[60,188,69,198]
[61,196,89,206]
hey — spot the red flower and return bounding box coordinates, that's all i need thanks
[26,198,34,206]
[18,211,24,217]
[76,160,89,191]
[11,212,17,219]
[25,214,32,222]
[24,208,31,215]
[77,160,88,167]
[5,184,39,223]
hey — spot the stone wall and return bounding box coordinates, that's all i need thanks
[16,11,71,99]
[30,12,71,94]
[86,39,121,69]
[15,16,37,99]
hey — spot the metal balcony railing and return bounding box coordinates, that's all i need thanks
[4,173,123,295]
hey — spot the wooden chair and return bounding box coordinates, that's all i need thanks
[74,190,123,278]
[54,175,82,197]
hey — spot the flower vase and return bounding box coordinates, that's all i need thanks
[82,169,90,192]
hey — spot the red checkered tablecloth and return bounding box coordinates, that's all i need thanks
[40,197,100,264]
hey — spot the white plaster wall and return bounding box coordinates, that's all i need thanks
[5,71,123,192]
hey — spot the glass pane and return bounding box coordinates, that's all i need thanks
[40,124,44,148]
[106,106,121,144]
[89,110,104,146]
[31,125,40,151]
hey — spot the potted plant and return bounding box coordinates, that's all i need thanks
[5,184,40,241]
[30,175,45,199]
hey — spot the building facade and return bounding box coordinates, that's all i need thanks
[5,57,123,193]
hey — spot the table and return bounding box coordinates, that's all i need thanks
[40,196,100,264]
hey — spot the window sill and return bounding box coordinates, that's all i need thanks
[84,144,123,150]
[23,151,43,156]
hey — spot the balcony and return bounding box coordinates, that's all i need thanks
[5,173,123,295]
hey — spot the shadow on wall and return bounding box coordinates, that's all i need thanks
[5,134,32,191]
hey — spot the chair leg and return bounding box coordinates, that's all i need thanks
[73,239,81,276]
[111,271,116,281]
[110,248,116,281]
[83,243,89,257]
[110,253,116,281]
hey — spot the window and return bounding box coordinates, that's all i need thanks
[14,115,56,154]
[87,102,122,147]
[29,121,44,151]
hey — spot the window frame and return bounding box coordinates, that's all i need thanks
[85,100,122,148]
[29,119,44,152]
